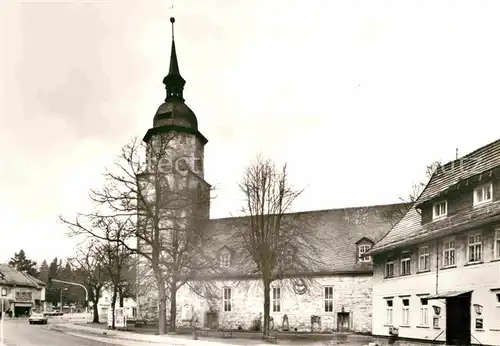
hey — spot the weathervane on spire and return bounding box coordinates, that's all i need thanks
[169,4,175,40]
[170,16,176,40]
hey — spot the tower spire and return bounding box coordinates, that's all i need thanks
[163,16,186,102]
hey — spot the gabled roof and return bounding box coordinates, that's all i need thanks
[217,245,232,254]
[22,272,47,287]
[0,264,45,289]
[355,237,375,245]
[369,138,500,255]
[417,138,500,206]
[204,202,406,277]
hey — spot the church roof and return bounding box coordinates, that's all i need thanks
[203,202,406,278]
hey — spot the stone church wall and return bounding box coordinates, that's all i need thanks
[175,274,374,333]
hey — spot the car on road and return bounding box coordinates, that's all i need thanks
[43,311,64,317]
[29,312,48,324]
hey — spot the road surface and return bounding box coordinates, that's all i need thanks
[0,319,126,346]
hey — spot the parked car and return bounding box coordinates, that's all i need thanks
[29,312,48,324]
[42,311,63,317]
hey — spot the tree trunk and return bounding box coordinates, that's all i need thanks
[263,281,271,337]
[119,287,124,308]
[111,286,118,329]
[154,268,167,335]
[92,297,100,323]
[169,279,177,332]
[118,292,125,308]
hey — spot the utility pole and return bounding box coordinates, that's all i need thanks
[60,288,67,313]
[1,288,7,346]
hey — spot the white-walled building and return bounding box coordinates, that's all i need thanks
[367,138,500,346]
[0,264,47,316]
[97,285,137,321]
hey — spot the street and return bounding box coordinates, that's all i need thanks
[0,319,123,346]
[0,318,365,346]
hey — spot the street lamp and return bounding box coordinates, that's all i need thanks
[473,304,483,315]
[60,288,68,313]
[1,287,8,345]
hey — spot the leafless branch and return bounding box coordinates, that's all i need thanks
[60,134,216,334]
[231,154,322,336]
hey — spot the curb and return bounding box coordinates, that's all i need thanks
[50,324,273,346]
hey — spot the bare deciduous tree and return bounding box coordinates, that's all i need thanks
[380,160,442,226]
[92,218,135,329]
[68,240,108,323]
[233,155,323,337]
[61,134,214,334]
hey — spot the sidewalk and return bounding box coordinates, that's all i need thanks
[49,323,276,346]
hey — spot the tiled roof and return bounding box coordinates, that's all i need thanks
[22,272,47,287]
[0,264,44,289]
[369,138,500,255]
[204,203,406,276]
[417,138,500,205]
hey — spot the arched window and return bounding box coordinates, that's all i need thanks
[220,251,230,268]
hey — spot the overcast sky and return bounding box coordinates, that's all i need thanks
[1,0,499,265]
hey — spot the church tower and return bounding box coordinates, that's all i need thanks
[136,17,211,321]
[143,17,209,181]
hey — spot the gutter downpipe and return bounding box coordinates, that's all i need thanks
[435,239,439,294]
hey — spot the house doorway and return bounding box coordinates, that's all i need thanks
[337,312,350,332]
[445,293,471,345]
[205,311,218,329]
[14,305,31,317]
[426,290,472,346]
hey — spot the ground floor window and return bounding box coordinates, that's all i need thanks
[324,286,334,312]
[401,298,410,325]
[420,298,429,326]
[272,287,281,312]
[475,318,483,330]
[385,299,393,325]
[223,287,232,312]
[433,316,440,328]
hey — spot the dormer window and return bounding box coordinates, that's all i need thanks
[473,182,493,206]
[432,201,447,220]
[356,237,374,263]
[358,244,371,262]
[220,252,230,268]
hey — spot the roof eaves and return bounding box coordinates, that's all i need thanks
[369,209,500,255]
[416,167,499,208]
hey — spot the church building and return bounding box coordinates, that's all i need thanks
[136,17,406,334]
